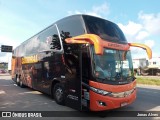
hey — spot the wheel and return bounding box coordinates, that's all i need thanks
[19,80,25,88]
[53,83,65,105]
[16,77,20,86]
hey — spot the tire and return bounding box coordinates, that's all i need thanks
[16,77,20,86]
[53,83,65,105]
[19,80,25,88]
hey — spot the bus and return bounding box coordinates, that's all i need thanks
[11,14,152,111]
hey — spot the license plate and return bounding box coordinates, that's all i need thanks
[121,102,128,107]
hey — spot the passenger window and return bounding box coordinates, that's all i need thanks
[57,16,85,43]
[24,25,63,56]
[39,25,62,52]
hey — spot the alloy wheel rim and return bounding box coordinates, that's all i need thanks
[55,88,63,102]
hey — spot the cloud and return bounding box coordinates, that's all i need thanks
[0,35,18,62]
[118,21,142,36]
[0,53,12,63]
[138,11,160,35]
[0,8,45,63]
[118,12,160,41]
[67,7,160,59]
[118,12,160,58]
[0,36,18,48]
[136,31,149,40]
[144,40,155,48]
[0,52,6,57]
[92,3,110,16]
[67,2,109,18]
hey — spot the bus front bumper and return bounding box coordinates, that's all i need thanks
[89,89,136,111]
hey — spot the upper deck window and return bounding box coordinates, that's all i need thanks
[57,15,85,43]
[23,25,62,56]
[83,15,127,43]
[39,25,62,52]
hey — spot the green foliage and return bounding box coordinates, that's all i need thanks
[0,63,8,69]
[136,77,160,86]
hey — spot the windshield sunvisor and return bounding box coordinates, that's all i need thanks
[65,34,130,55]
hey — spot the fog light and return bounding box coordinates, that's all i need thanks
[98,101,106,106]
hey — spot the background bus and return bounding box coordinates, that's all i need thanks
[12,14,152,111]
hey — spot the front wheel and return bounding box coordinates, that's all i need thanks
[53,83,65,105]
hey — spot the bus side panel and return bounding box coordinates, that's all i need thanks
[11,57,21,81]
[21,63,35,88]
[35,52,65,94]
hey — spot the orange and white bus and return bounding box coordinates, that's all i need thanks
[12,15,152,111]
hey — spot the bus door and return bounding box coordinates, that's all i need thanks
[65,44,82,110]
[81,45,91,111]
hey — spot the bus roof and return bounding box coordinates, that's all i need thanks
[15,14,127,50]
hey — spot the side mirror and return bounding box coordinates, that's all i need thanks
[128,43,152,59]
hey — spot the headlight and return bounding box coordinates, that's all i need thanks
[109,87,136,98]
[90,86,111,96]
[90,86,136,97]
[109,92,125,98]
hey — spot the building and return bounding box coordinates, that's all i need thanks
[132,57,160,76]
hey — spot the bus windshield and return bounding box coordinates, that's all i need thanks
[83,15,127,43]
[93,47,134,85]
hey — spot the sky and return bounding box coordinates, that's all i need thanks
[0,0,160,62]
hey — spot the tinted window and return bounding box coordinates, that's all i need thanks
[13,49,17,57]
[24,36,40,56]
[57,15,85,43]
[24,25,62,56]
[83,15,127,43]
[15,46,20,57]
[39,25,62,51]
[18,44,25,57]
